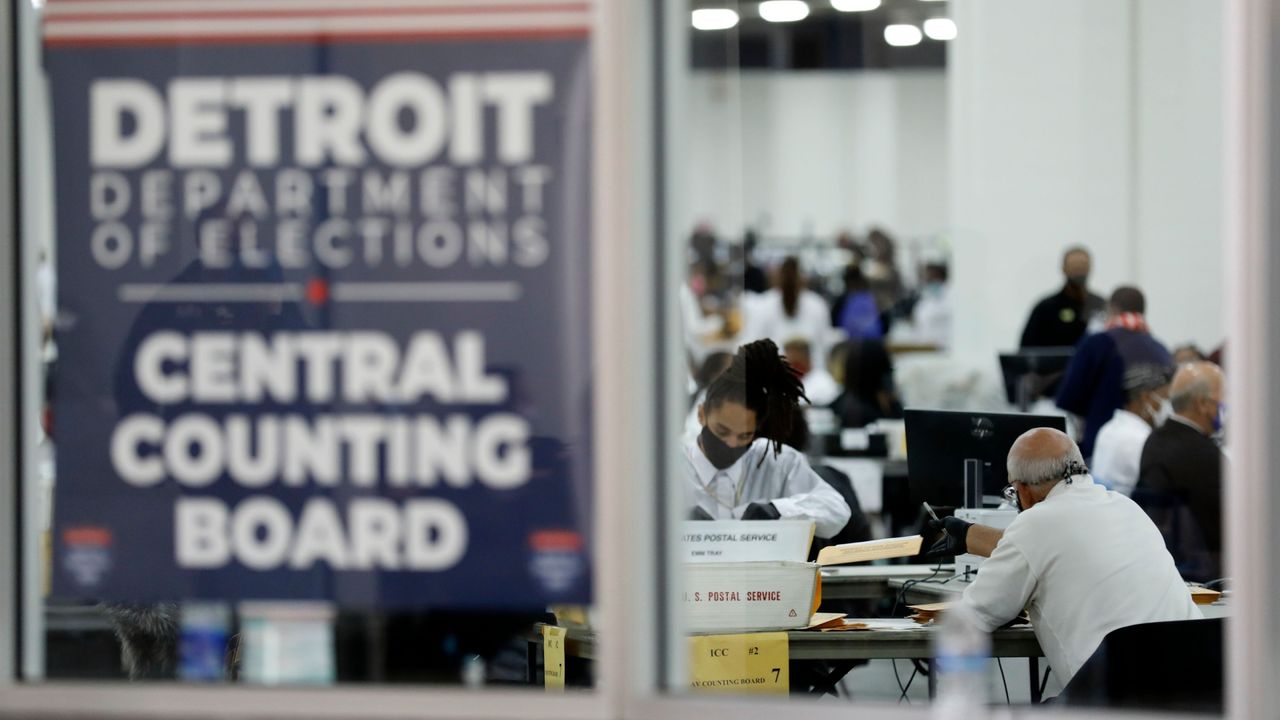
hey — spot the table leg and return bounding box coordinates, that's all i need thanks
[1029,657,1042,704]
[926,659,936,699]
[807,660,858,697]
[527,638,539,685]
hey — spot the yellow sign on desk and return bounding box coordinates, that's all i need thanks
[688,632,789,695]
[543,626,567,692]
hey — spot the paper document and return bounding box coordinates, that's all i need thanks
[815,535,923,566]
[802,612,846,630]
[1189,586,1222,605]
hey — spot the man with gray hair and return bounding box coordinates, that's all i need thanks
[1133,361,1226,582]
[938,427,1200,688]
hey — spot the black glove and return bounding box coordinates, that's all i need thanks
[926,516,973,557]
[688,506,714,521]
[741,502,782,520]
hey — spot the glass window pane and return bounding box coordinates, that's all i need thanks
[22,0,599,691]
[664,0,1227,713]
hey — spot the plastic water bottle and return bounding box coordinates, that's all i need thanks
[461,654,487,689]
[931,601,991,719]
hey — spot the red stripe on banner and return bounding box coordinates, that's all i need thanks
[42,26,590,47]
[529,530,584,552]
[46,3,590,22]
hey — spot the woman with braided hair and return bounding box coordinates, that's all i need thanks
[682,339,851,538]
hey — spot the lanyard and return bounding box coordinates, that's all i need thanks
[690,445,749,512]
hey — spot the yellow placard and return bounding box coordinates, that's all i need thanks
[688,632,789,695]
[542,625,567,692]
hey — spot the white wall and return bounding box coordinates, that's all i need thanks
[949,0,1225,361]
[1133,0,1225,353]
[677,0,1224,361]
[682,71,949,244]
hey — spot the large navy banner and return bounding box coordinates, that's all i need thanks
[45,2,593,609]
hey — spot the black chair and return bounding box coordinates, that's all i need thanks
[1058,617,1223,713]
[1130,487,1219,583]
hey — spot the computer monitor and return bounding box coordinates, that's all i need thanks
[905,408,1067,509]
[999,348,1075,410]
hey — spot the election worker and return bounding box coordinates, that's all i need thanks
[682,339,851,538]
[930,428,1199,688]
[1090,363,1172,496]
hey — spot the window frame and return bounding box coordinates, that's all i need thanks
[0,1,1271,720]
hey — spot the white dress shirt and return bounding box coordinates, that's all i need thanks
[961,474,1201,687]
[910,284,952,349]
[682,438,851,539]
[1090,409,1152,495]
[803,368,841,406]
[680,283,725,365]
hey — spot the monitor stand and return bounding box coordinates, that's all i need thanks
[963,458,983,509]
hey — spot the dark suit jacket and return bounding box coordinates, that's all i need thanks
[1019,286,1105,349]
[1132,419,1223,582]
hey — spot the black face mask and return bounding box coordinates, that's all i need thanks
[700,425,752,470]
[1066,273,1089,290]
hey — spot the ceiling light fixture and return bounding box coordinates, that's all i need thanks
[692,8,740,30]
[758,0,810,23]
[884,23,923,46]
[923,17,957,40]
[831,0,880,11]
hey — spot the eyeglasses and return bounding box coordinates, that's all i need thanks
[1002,483,1019,503]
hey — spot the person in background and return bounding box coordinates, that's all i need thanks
[742,229,767,295]
[680,259,725,366]
[682,339,851,538]
[741,257,832,365]
[683,351,733,442]
[1055,286,1171,458]
[910,261,952,349]
[1090,364,1172,496]
[1172,343,1207,365]
[1020,246,1106,349]
[829,264,883,341]
[863,228,905,331]
[689,224,718,274]
[783,338,841,406]
[1132,361,1226,583]
[830,339,902,429]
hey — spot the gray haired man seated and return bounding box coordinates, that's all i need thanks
[931,428,1200,688]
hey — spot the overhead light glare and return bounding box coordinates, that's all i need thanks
[692,8,740,30]
[884,23,923,46]
[831,0,880,11]
[758,0,810,23]
[923,17,957,40]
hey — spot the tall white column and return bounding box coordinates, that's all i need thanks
[948,0,1224,363]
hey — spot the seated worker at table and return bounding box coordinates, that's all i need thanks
[931,428,1200,687]
[682,338,852,539]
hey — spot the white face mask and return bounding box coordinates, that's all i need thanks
[1150,397,1173,427]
